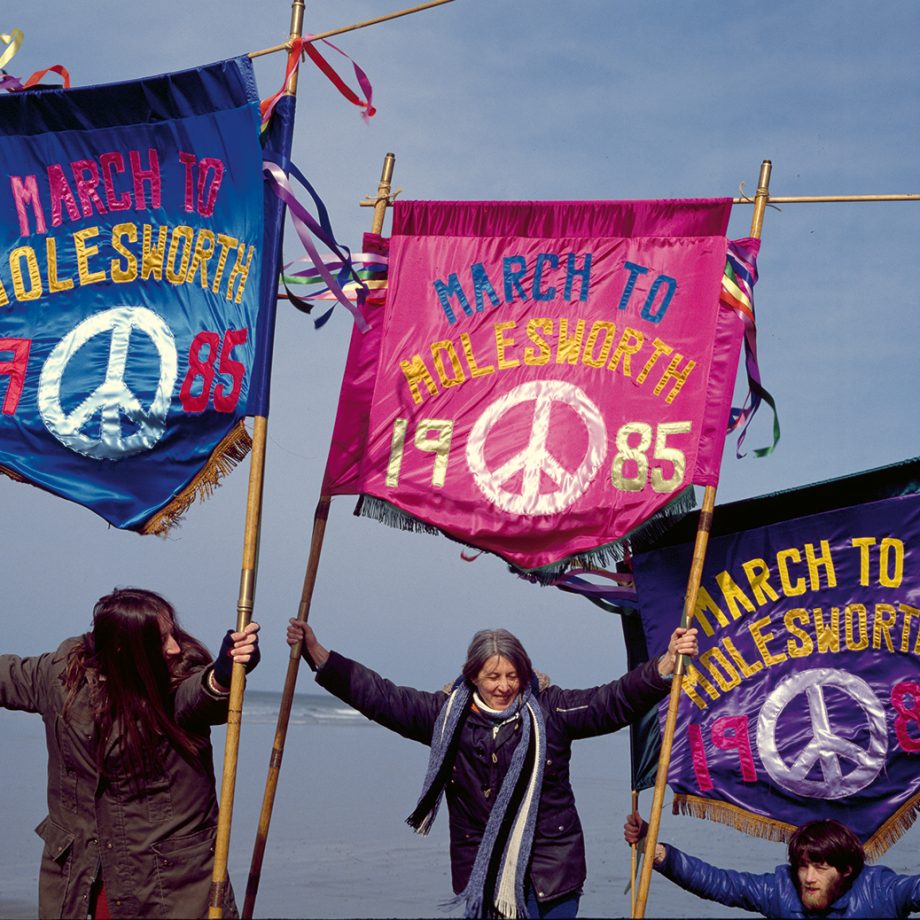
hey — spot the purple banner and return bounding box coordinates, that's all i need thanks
[633,487,920,855]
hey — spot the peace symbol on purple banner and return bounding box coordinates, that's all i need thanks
[634,486,920,853]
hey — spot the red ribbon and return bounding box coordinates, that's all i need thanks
[23,64,71,88]
[259,35,375,131]
[298,36,375,119]
[2,64,71,93]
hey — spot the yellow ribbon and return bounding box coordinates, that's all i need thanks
[0,28,24,71]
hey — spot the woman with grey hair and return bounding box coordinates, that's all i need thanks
[287,618,697,919]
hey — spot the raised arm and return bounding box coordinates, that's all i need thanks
[0,644,67,714]
[550,626,698,739]
[287,619,444,744]
[287,618,329,671]
[882,866,920,916]
[656,626,699,679]
[174,622,262,728]
[623,810,781,915]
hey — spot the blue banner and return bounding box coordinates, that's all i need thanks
[633,459,920,856]
[0,57,266,532]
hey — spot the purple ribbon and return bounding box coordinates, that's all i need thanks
[0,72,24,92]
[263,160,370,332]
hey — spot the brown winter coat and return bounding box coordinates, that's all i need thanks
[0,638,237,919]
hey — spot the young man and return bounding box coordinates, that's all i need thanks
[625,812,920,918]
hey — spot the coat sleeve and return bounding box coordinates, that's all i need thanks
[657,843,781,915]
[316,651,445,745]
[0,649,58,714]
[172,667,231,729]
[886,868,920,915]
[546,659,672,739]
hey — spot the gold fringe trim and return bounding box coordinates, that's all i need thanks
[141,421,252,536]
[673,794,795,844]
[863,792,920,859]
[674,791,920,861]
[0,464,27,484]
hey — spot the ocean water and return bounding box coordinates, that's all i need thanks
[2,691,918,919]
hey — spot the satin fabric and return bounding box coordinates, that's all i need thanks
[324,199,743,569]
[0,56,266,530]
[634,477,920,850]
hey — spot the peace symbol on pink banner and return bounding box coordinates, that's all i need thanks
[324,199,744,571]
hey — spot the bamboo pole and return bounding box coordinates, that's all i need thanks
[208,415,268,919]
[207,4,306,918]
[249,0,456,59]
[733,193,919,204]
[241,153,396,919]
[629,788,639,916]
[632,160,773,919]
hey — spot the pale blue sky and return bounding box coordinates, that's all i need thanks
[2,0,916,689]
[2,1,919,912]
[0,1,915,682]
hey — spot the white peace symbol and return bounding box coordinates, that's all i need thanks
[465,379,607,516]
[756,667,887,798]
[38,306,178,460]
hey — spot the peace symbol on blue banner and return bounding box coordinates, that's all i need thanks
[0,56,268,531]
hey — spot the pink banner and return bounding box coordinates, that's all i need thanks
[324,200,743,570]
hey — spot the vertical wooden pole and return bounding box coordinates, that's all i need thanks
[241,152,396,919]
[632,160,773,918]
[629,788,639,916]
[208,4,306,918]
[209,415,268,919]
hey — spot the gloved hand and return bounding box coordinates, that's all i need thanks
[212,622,261,689]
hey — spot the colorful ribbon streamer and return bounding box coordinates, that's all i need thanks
[1,28,24,70]
[281,251,387,305]
[1,30,71,92]
[720,238,780,458]
[259,34,375,133]
[262,158,370,331]
[518,566,641,615]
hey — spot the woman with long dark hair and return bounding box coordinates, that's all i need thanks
[287,619,698,919]
[0,587,260,919]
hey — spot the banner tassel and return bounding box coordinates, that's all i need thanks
[864,796,920,859]
[674,792,920,861]
[356,495,441,535]
[357,487,695,578]
[141,421,252,536]
[673,794,795,845]
[513,487,697,583]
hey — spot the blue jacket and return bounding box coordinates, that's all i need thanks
[658,843,920,918]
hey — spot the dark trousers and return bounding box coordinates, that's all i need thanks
[525,887,581,918]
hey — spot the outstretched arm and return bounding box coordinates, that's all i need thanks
[623,810,782,915]
[287,619,444,744]
[0,648,57,714]
[175,622,262,726]
[550,627,699,739]
[210,621,262,693]
[887,868,920,915]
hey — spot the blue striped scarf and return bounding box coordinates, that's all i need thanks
[407,678,546,918]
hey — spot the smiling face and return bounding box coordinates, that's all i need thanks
[796,859,851,911]
[473,655,521,710]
